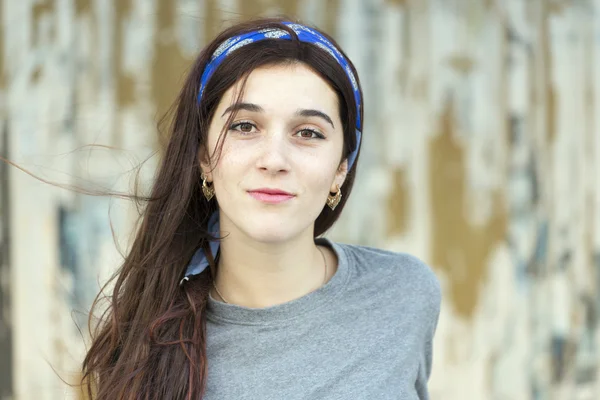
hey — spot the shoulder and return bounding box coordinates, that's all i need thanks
[336,241,440,290]
[333,241,441,319]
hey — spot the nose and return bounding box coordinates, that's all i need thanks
[255,131,291,174]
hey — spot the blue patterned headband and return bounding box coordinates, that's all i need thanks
[180,22,362,285]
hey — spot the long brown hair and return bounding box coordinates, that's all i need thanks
[81,17,364,399]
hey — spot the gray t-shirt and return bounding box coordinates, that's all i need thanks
[204,238,441,399]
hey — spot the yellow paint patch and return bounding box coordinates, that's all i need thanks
[385,0,408,6]
[447,54,475,75]
[323,0,340,36]
[429,99,507,318]
[0,3,4,90]
[32,0,55,46]
[115,0,135,111]
[239,0,268,19]
[547,86,556,143]
[205,0,224,40]
[387,167,409,236]
[152,0,195,148]
[74,0,92,15]
[548,0,569,15]
[278,0,299,18]
[237,0,298,19]
[31,65,42,84]
[540,0,556,144]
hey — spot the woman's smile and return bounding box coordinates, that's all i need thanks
[247,188,296,204]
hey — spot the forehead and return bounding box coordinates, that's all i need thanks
[219,63,339,114]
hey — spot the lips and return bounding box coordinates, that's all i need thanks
[250,188,293,196]
[247,188,295,204]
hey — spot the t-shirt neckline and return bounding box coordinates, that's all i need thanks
[206,237,350,326]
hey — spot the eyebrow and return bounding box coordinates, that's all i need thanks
[221,102,335,129]
[221,102,264,117]
[296,109,335,129]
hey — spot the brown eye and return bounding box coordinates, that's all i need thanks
[295,129,324,139]
[229,121,257,134]
[239,123,253,132]
[299,130,314,138]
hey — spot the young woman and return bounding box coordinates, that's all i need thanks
[82,17,441,399]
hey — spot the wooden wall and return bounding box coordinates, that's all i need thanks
[1,0,599,399]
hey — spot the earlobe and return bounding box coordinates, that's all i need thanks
[200,167,212,182]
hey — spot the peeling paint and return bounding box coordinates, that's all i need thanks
[2,1,600,399]
[152,0,193,148]
[32,0,56,47]
[447,54,475,75]
[115,0,135,109]
[204,0,222,41]
[429,99,507,318]
[386,167,409,236]
[322,0,339,36]
[386,0,407,6]
[239,0,266,19]
[75,0,92,15]
[0,2,4,90]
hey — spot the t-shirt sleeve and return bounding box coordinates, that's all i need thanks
[414,273,441,400]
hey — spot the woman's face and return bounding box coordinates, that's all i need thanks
[200,63,348,244]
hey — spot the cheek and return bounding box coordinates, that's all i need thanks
[304,160,339,194]
[211,140,249,184]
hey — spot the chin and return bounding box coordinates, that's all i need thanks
[245,224,295,243]
[239,215,302,243]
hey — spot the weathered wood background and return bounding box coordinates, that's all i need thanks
[1,0,599,399]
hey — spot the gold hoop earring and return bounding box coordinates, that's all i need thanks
[201,173,215,201]
[326,186,342,210]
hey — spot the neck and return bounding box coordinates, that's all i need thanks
[212,232,331,308]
